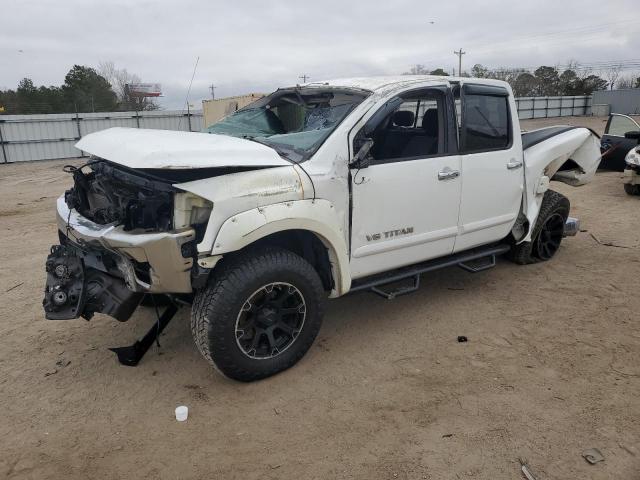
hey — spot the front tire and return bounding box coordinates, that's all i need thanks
[509,190,570,265]
[191,247,325,382]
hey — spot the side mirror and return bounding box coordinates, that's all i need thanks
[350,138,374,169]
[624,131,640,141]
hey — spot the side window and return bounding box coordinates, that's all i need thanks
[607,115,640,136]
[460,87,511,153]
[364,91,445,163]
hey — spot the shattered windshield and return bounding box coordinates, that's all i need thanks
[205,88,368,161]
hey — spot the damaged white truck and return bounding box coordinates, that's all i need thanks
[43,76,601,381]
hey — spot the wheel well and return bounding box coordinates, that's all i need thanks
[243,230,335,291]
[557,159,583,172]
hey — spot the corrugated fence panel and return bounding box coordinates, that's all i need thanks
[1,113,80,162]
[515,95,591,120]
[0,110,203,163]
[592,89,640,115]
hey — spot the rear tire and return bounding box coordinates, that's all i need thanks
[509,190,570,265]
[191,247,325,382]
[624,183,640,195]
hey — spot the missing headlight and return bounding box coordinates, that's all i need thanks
[174,193,213,243]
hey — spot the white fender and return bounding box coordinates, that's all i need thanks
[520,128,600,242]
[212,199,351,297]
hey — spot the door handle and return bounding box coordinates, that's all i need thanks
[438,168,460,180]
[507,160,523,170]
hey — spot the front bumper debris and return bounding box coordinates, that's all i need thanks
[44,244,142,321]
[56,196,195,293]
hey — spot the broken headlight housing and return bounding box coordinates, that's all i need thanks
[625,147,640,167]
[174,192,213,242]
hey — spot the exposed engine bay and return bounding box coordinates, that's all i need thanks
[64,160,175,231]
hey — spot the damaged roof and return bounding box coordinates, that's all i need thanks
[293,75,513,93]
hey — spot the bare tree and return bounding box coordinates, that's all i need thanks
[604,64,623,91]
[403,64,428,75]
[616,75,634,89]
[98,61,159,111]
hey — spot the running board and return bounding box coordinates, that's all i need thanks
[350,244,511,300]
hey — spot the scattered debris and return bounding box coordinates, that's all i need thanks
[44,369,58,377]
[518,458,538,480]
[175,405,188,422]
[442,433,453,438]
[5,282,24,293]
[457,336,468,343]
[55,359,71,368]
[582,448,605,464]
[274,407,281,415]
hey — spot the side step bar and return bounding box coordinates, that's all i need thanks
[350,244,511,300]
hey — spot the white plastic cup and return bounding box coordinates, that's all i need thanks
[175,405,188,422]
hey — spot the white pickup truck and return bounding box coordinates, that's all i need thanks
[43,76,601,381]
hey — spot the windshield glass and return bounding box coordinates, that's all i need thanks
[205,88,367,161]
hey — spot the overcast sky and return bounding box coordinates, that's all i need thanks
[2,0,639,109]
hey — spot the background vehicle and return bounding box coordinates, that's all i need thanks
[43,76,601,381]
[623,145,640,195]
[600,113,640,171]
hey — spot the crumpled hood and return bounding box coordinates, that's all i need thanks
[75,127,290,169]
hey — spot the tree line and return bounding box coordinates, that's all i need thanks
[0,63,159,115]
[404,63,640,97]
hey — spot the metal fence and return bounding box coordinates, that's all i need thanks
[592,89,640,115]
[515,95,592,119]
[0,110,203,163]
[0,95,596,163]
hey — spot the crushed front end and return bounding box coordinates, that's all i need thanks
[43,160,205,321]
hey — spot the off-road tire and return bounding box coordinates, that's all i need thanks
[624,183,640,195]
[509,190,570,265]
[191,247,325,382]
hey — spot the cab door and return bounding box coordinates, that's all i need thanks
[453,83,524,253]
[601,114,640,171]
[349,86,461,279]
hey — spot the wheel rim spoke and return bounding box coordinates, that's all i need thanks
[536,213,565,260]
[235,282,307,360]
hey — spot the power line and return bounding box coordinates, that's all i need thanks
[299,74,310,83]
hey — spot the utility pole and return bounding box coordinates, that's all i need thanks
[299,74,310,83]
[209,84,216,100]
[453,48,466,76]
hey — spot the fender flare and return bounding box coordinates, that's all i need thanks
[211,199,351,297]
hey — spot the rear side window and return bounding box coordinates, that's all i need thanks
[461,87,511,153]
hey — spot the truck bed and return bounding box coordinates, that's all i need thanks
[521,125,584,150]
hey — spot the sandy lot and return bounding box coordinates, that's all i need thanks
[1,117,639,479]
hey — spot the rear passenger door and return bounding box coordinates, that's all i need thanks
[349,86,461,279]
[454,83,523,252]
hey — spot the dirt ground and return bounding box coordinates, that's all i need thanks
[1,117,639,479]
